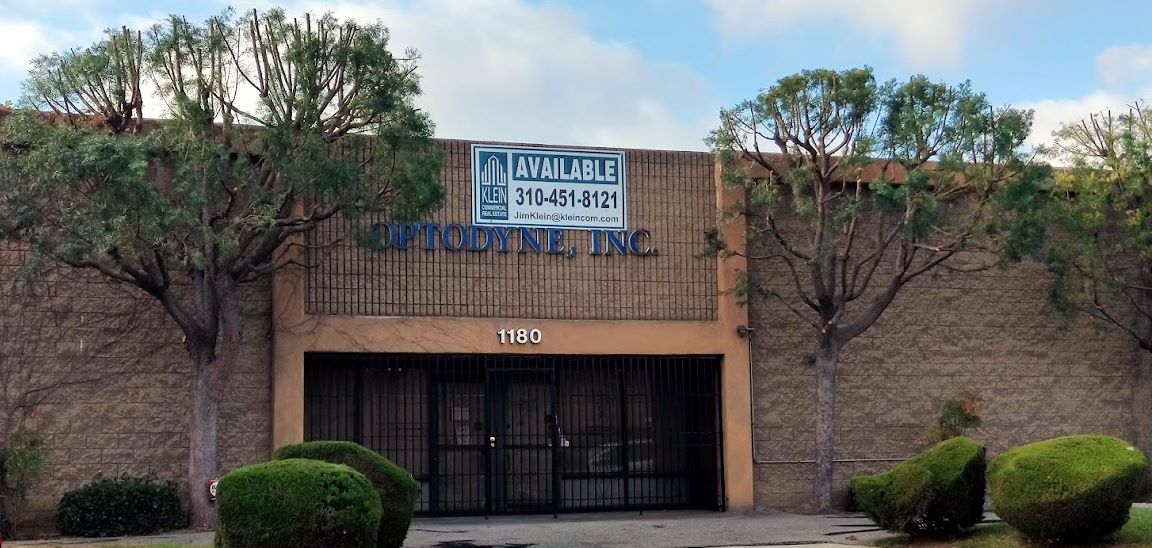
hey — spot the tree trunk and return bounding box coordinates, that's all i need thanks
[186,277,240,530]
[187,345,220,530]
[1140,264,1152,353]
[813,335,841,513]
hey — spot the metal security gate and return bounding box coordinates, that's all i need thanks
[304,353,724,515]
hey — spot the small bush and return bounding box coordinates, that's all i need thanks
[1,428,48,539]
[273,441,419,548]
[920,392,981,447]
[988,435,1148,542]
[852,463,933,532]
[852,437,986,536]
[215,458,382,548]
[56,477,186,537]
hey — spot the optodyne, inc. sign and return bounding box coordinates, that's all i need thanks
[370,222,656,258]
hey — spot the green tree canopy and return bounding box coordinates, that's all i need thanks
[0,8,443,526]
[707,67,1047,511]
[1041,104,1152,352]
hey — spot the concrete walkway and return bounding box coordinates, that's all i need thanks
[9,510,889,547]
[402,510,885,547]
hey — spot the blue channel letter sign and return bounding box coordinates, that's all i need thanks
[472,144,627,230]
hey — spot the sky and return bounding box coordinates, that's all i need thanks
[1,0,1151,152]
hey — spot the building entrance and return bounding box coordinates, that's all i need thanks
[304,353,724,515]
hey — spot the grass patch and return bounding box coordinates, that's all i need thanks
[874,506,1152,547]
[1114,507,1152,545]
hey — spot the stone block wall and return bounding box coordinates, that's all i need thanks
[1,245,273,536]
[747,257,1147,510]
[4,141,1151,533]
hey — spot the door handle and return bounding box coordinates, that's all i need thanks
[489,436,496,448]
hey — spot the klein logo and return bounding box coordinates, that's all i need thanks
[477,152,509,220]
[480,155,508,186]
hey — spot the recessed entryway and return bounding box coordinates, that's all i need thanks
[303,353,724,515]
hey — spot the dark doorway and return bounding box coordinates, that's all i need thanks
[488,369,556,513]
[304,354,724,515]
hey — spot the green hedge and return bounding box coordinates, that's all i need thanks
[56,477,186,537]
[852,437,986,536]
[215,459,382,548]
[988,435,1148,542]
[274,441,420,548]
[852,462,933,532]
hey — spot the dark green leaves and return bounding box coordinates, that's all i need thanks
[1035,106,1152,349]
[0,112,166,264]
[707,66,1045,341]
[23,27,145,133]
[988,162,1051,262]
[56,477,187,537]
[710,67,1038,234]
[1,7,444,316]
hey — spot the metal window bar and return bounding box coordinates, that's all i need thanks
[303,145,720,322]
[304,353,724,516]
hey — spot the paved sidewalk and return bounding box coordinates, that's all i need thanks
[401,510,884,547]
[9,510,889,547]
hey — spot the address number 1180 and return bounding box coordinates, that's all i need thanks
[498,328,542,344]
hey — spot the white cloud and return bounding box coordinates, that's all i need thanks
[1018,91,1138,152]
[1018,43,1152,155]
[220,0,715,150]
[706,0,996,69]
[0,19,53,75]
[1096,43,1152,89]
[0,3,151,94]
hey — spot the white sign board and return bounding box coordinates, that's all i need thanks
[472,144,627,230]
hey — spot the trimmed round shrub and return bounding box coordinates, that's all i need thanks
[852,463,933,532]
[215,458,382,548]
[56,477,186,537]
[273,441,420,548]
[988,435,1148,542]
[852,436,986,536]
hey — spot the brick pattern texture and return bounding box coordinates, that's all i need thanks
[0,244,272,537]
[3,144,1152,533]
[747,255,1149,510]
[304,140,720,320]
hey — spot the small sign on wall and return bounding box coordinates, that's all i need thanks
[473,144,627,230]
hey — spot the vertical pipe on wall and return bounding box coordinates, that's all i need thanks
[737,325,760,464]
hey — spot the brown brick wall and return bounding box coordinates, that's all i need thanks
[4,142,1152,533]
[1,245,272,537]
[304,140,719,320]
[747,256,1147,510]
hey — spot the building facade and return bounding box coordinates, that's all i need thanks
[3,139,1151,533]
